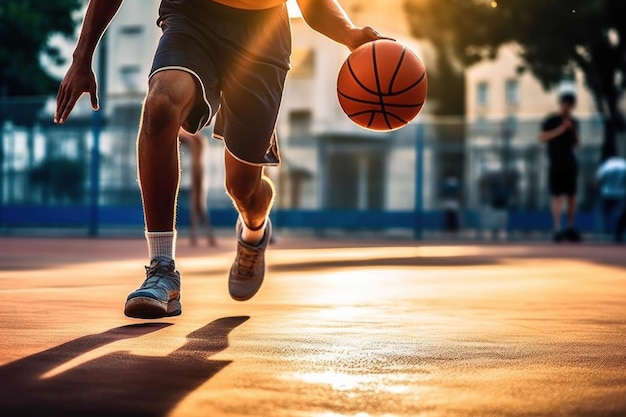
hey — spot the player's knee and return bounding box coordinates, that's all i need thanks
[142,90,181,131]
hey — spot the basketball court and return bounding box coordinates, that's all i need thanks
[0,236,625,416]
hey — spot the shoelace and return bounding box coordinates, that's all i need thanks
[235,247,260,277]
[143,263,176,287]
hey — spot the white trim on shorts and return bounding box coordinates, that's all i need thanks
[149,66,213,133]
[214,135,279,167]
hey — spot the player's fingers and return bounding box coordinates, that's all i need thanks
[59,91,81,124]
[89,82,99,110]
[54,85,68,123]
[89,90,99,111]
[362,26,395,42]
[56,90,72,124]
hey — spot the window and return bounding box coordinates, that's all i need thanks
[477,82,489,106]
[117,25,146,65]
[474,116,489,135]
[119,65,141,91]
[119,25,143,35]
[505,79,519,106]
[289,110,312,139]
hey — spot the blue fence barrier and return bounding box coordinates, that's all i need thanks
[0,205,600,235]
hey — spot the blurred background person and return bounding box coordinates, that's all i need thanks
[539,93,581,243]
[596,155,626,242]
[179,128,217,247]
[440,176,461,235]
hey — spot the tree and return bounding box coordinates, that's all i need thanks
[404,0,626,159]
[0,0,82,97]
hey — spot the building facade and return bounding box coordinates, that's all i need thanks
[464,44,606,211]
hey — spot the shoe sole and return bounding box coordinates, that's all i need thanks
[124,297,181,319]
[229,276,264,302]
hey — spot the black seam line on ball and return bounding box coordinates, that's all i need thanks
[372,42,392,130]
[338,90,424,107]
[388,47,407,94]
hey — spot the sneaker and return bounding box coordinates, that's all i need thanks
[124,256,182,319]
[553,230,565,243]
[564,228,582,242]
[228,218,272,301]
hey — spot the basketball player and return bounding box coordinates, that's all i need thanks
[539,93,581,243]
[178,128,217,247]
[54,0,383,318]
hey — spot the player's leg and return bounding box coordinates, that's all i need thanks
[551,196,562,231]
[189,146,200,246]
[182,131,202,246]
[224,152,275,237]
[223,151,276,301]
[125,70,199,319]
[564,168,581,242]
[218,71,283,301]
[185,131,217,246]
[549,167,561,239]
[566,194,577,228]
[212,0,289,301]
[139,72,197,232]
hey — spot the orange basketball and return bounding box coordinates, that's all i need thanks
[337,39,427,132]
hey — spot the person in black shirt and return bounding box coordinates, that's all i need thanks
[539,93,581,242]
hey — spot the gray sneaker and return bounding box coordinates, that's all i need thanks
[124,256,182,319]
[228,218,272,301]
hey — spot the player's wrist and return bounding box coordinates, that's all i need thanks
[341,26,362,50]
[72,53,92,66]
[344,26,387,51]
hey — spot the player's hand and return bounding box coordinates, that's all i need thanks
[54,59,99,124]
[561,118,573,131]
[346,26,393,51]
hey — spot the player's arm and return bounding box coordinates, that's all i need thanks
[55,0,124,124]
[296,0,384,51]
[538,119,570,143]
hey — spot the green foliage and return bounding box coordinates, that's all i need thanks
[0,0,82,96]
[404,0,626,121]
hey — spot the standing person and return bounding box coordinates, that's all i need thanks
[54,0,384,318]
[539,93,581,242]
[440,176,461,234]
[596,156,626,242]
[178,128,217,247]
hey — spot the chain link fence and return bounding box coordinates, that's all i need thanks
[0,95,622,238]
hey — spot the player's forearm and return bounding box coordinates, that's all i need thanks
[72,0,124,64]
[539,126,564,142]
[297,0,359,48]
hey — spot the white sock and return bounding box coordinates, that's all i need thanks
[146,231,177,260]
[240,217,266,245]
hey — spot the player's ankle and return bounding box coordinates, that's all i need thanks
[239,217,266,245]
[146,230,177,260]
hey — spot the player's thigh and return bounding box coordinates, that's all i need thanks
[144,70,199,127]
[220,62,287,162]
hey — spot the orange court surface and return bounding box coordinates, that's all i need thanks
[0,236,625,416]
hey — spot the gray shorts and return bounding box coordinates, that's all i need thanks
[150,0,291,166]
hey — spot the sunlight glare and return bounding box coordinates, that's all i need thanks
[287,0,303,18]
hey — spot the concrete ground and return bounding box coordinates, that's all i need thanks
[0,236,625,417]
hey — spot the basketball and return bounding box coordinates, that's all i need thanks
[337,39,427,132]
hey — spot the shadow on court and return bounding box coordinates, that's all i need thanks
[0,316,249,417]
[267,255,501,272]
